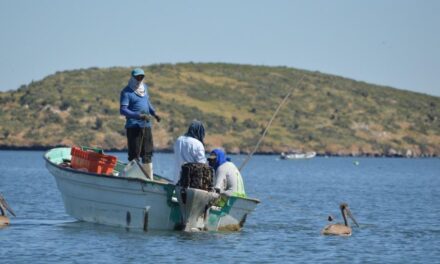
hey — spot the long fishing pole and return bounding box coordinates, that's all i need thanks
[239,75,305,171]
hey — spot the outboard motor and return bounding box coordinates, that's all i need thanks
[175,163,217,231]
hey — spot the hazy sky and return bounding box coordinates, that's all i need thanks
[0,0,439,96]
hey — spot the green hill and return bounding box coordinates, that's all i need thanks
[0,63,439,157]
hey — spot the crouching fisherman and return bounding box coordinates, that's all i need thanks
[208,149,246,199]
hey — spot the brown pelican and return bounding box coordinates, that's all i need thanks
[321,203,359,236]
[0,193,15,227]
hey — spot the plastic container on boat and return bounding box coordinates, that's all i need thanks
[70,146,117,175]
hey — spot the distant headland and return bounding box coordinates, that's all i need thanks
[0,63,439,157]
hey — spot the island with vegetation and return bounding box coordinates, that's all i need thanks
[0,63,439,157]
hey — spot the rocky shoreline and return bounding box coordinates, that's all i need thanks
[1,144,438,158]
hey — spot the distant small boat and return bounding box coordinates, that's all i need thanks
[280,151,316,159]
[44,147,259,232]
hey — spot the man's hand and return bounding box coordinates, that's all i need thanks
[154,114,161,122]
[139,114,150,121]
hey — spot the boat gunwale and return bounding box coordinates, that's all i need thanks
[43,152,170,187]
[44,148,261,204]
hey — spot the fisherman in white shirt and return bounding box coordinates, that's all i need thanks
[173,120,207,183]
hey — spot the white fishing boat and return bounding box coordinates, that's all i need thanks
[280,151,316,160]
[44,147,259,232]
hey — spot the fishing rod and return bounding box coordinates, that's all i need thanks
[239,75,305,171]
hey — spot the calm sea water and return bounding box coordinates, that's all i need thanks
[0,150,439,263]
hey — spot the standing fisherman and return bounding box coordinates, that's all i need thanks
[120,68,161,178]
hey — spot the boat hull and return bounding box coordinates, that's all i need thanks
[280,151,316,159]
[46,159,179,230]
[44,148,259,232]
[174,186,259,231]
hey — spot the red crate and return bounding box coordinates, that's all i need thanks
[70,146,117,175]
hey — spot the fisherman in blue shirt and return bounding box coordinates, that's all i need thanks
[120,68,161,179]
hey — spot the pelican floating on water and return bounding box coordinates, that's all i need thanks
[321,203,359,236]
[0,193,15,227]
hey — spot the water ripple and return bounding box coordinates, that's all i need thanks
[0,152,439,263]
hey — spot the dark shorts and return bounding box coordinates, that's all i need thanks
[126,126,153,163]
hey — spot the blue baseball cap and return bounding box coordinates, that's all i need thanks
[131,68,145,77]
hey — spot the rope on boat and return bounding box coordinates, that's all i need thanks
[238,75,305,171]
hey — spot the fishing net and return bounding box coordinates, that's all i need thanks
[178,163,213,191]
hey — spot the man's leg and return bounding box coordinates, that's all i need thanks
[141,127,154,179]
[141,127,153,163]
[127,127,141,161]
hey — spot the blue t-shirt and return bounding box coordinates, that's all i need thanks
[120,85,156,128]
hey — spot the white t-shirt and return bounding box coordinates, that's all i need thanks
[173,135,207,183]
[214,161,245,196]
